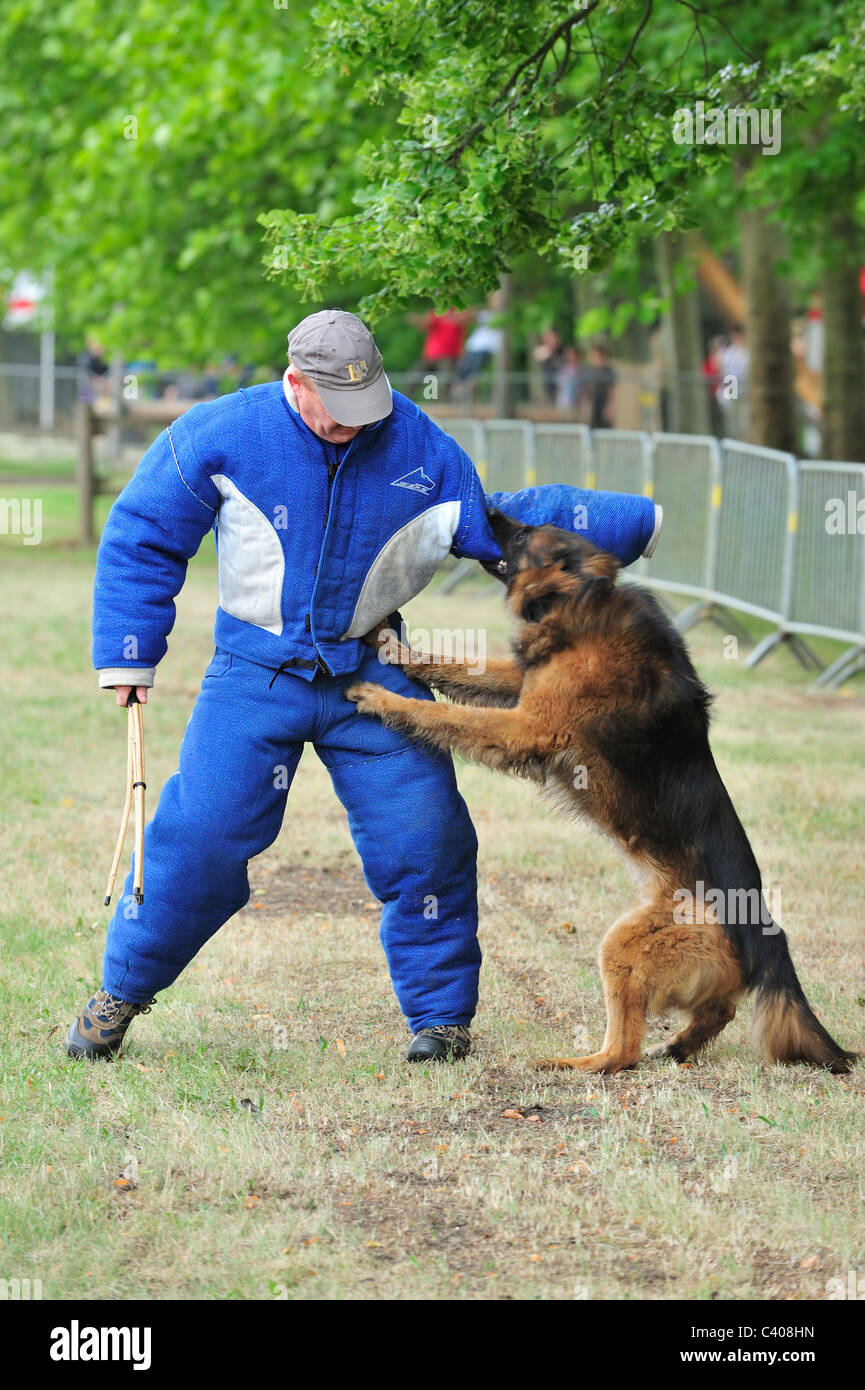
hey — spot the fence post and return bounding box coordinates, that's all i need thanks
[524,420,537,487]
[744,454,822,671]
[76,399,95,546]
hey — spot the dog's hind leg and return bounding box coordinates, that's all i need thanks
[535,896,743,1076]
[646,995,738,1063]
[536,904,654,1075]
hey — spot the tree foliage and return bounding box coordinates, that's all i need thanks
[0,0,393,359]
[2,0,865,356]
[263,0,865,321]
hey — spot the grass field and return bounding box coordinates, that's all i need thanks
[1,482,864,1302]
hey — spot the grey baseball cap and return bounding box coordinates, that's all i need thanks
[287,309,393,426]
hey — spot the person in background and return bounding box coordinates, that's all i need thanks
[554,344,583,411]
[702,334,726,436]
[533,328,563,404]
[411,307,470,397]
[716,325,749,436]
[79,337,110,402]
[456,309,502,387]
[585,342,616,429]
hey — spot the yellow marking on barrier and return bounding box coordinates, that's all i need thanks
[712,483,722,508]
[644,482,653,499]
[586,471,596,490]
[526,467,537,485]
[478,459,488,483]
[788,510,798,534]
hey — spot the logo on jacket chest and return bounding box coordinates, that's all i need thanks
[391,467,435,495]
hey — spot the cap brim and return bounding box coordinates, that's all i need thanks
[315,372,393,426]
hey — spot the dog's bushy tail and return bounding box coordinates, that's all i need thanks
[748,928,857,1074]
[700,771,857,1075]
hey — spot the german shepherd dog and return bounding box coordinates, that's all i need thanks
[346,509,857,1076]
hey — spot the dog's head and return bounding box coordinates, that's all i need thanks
[484,507,619,623]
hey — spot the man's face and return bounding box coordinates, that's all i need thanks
[288,371,362,444]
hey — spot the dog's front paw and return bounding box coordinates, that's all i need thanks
[361,622,418,669]
[345,681,391,716]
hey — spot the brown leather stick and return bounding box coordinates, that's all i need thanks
[103,691,146,907]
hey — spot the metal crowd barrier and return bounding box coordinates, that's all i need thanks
[443,419,486,484]
[441,420,865,687]
[483,420,535,495]
[645,433,720,602]
[534,423,592,489]
[792,463,865,688]
[716,441,820,670]
[589,429,652,500]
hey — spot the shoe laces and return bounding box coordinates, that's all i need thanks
[422,1025,472,1047]
[94,992,155,1023]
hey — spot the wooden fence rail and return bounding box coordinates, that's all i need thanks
[75,398,199,546]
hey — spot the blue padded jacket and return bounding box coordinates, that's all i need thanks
[92,381,658,687]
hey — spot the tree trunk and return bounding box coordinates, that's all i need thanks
[739,206,797,452]
[492,273,514,418]
[655,230,710,435]
[820,207,865,462]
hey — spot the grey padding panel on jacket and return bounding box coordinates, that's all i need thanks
[211,474,285,636]
[341,500,461,640]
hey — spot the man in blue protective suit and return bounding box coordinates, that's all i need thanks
[66,309,661,1063]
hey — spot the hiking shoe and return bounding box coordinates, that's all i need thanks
[65,988,155,1060]
[406,1025,473,1063]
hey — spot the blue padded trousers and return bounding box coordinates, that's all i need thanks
[101,646,481,1032]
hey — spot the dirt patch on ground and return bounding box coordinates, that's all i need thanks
[245,862,546,920]
[247,858,372,918]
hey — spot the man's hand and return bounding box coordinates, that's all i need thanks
[115,685,149,707]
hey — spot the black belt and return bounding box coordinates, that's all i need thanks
[268,655,331,689]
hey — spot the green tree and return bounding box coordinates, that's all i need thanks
[0,0,397,363]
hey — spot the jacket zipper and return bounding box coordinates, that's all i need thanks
[310,436,358,675]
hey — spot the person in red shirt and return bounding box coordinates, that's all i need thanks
[420,309,467,370]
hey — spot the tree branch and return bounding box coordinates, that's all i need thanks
[606,0,654,83]
[673,0,758,63]
[444,0,602,166]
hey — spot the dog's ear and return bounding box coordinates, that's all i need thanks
[581,549,620,583]
[557,537,620,584]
